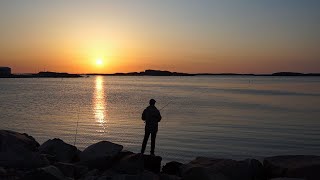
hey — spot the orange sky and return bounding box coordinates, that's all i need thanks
[0,1,319,74]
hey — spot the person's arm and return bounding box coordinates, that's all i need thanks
[142,109,146,121]
[157,110,162,122]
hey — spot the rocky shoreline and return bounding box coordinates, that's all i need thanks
[0,130,319,180]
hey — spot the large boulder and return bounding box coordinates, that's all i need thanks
[143,155,162,174]
[113,153,144,174]
[264,155,320,180]
[162,161,183,176]
[180,157,265,180]
[39,138,79,163]
[21,165,66,180]
[79,141,123,169]
[0,130,49,168]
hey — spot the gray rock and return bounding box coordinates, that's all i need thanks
[180,157,265,180]
[79,141,123,169]
[0,130,48,168]
[264,155,320,180]
[39,138,79,163]
[162,161,183,176]
[21,165,66,180]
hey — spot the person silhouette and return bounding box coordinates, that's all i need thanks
[141,99,162,156]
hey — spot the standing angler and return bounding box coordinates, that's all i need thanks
[141,99,162,156]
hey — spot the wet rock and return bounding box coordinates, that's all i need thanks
[113,153,144,174]
[39,138,79,163]
[264,155,320,180]
[162,161,183,176]
[180,157,265,180]
[0,130,49,168]
[143,155,162,174]
[79,141,123,169]
[21,165,66,180]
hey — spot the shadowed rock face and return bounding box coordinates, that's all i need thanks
[0,130,48,168]
[80,141,123,161]
[180,157,265,180]
[162,161,183,176]
[79,141,123,169]
[0,130,39,152]
[113,152,144,174]
[21,165,65,180]
[264,155,320,180]
[39,138,79,163]
[1,130,320,180]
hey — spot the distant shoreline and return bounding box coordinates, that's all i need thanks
[86,70,320,77]
[1,70,320,78]
[0,71,82,78]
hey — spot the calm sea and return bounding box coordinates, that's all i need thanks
[0,76,319,163]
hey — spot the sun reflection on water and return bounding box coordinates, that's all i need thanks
[93,76,107,133]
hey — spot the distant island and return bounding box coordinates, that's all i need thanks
[0,71,82,78]
[1,68,320,78]
[86,69,320,77]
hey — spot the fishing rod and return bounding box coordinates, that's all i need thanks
[159,101,172,111]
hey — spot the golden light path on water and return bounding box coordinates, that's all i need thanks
[93,76,107,133]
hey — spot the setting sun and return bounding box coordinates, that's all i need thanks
[96,59,103,66]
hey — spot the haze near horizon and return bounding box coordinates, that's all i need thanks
[0,0,319,74]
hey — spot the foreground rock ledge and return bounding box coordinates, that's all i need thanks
[0,130,319,180]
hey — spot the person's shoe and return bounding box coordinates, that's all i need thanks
[150,153,155,156]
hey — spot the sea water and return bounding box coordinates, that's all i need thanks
[0,76,319,163]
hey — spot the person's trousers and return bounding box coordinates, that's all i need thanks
[141,128,157,154]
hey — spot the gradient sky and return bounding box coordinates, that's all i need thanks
[0,0,319,73]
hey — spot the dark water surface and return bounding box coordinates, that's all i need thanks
[0,76,319,163]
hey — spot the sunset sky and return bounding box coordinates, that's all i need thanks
[0,0,319,74]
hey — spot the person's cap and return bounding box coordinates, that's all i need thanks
[149,99,156,104]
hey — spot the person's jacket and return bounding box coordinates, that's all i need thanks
[142,105,162,132]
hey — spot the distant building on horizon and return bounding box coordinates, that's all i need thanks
[0,67,12,76]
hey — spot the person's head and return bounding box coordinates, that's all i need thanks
[149,99,156,106]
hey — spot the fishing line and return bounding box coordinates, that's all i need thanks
[74,105,80,146]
